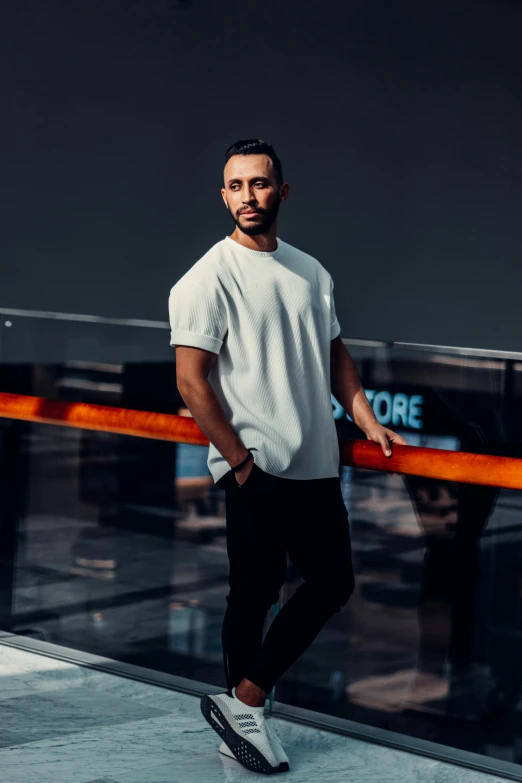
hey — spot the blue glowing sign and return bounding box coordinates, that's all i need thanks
[332,390,424,430]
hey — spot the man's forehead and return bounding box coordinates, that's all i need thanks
[224,154,273,180]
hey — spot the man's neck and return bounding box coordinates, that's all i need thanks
[228,230,278,253]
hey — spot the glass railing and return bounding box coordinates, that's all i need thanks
[1,308,522,780]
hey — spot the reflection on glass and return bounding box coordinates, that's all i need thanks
[276,345,522,766]
[1,313,522,770]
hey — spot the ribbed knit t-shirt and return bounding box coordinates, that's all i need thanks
[168,234,342,484]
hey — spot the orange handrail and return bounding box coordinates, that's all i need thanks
[340,439,522,491]
[0,392,208,445]
[0,392,521,490]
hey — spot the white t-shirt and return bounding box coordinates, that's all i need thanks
[168,235,342,484]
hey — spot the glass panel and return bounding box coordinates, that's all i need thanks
[0,311,230,686]
[274,343,522,766]
[2,310,522,771]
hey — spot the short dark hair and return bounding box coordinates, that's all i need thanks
[224,139,283,187]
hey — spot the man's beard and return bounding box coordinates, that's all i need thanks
[228,193,280,236]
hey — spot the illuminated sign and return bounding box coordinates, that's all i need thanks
[332,390,424,430]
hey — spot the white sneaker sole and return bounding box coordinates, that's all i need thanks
[219,740,289,773]
[200,694,278,775]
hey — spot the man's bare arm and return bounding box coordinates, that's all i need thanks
[175,345,250,467]
[330,335,408,455]
[330,336,378,434]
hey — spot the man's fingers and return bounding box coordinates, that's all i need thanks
[394,435,408,446]
[368,428,408,455]
[381,436,392,456]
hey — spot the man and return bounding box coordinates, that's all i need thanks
[168,139,407,774]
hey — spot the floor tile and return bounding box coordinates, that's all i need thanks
[0,645,511,783]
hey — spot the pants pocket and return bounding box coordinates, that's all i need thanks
[217,461,265,491]
[235,461,261,490]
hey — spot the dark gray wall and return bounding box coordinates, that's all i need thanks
[2,0,521,351]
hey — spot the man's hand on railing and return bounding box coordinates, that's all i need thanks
[362,424,408,457]
[3,390,522,490]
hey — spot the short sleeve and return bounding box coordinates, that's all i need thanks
[168,280,228,355]
[329,276,341,340]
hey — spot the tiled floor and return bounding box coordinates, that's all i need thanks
[0,644,509,783]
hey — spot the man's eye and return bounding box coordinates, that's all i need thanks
[229,182,265,190]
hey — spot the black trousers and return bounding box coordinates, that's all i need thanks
[216,461,355,696]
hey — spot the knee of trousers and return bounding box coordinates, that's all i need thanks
[331,574,355,611]
[300,573,355,613]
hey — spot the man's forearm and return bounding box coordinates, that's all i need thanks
[330,344,378,434]
[178,379,250,467]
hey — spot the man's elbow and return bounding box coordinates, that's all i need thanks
[177,375,204,397]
